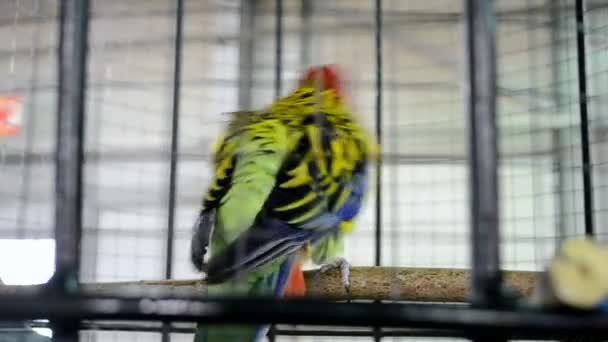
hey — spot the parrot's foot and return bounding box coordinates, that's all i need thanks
[320,257,351,300]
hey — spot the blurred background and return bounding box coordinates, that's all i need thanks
[1,0,608,341]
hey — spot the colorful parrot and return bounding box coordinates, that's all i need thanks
[190,64,376,341]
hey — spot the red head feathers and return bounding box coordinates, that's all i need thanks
[298,64,346,99]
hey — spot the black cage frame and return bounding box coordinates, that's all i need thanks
[1,0,608,341]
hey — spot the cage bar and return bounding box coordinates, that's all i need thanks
[0,293,607,338]
[164,0,184,283]
[373,2,384,341]
[51,0,91,341]
[52,0,90,293]
[575,0,595,237]
[28,320,608,340]
[463,0,502,308]
[164,0,184,284]
[162,3,185,342]
[2,1,608,341]
[374,0,383,269]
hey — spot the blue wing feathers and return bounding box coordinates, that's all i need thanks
[274,254,296,296]
[205,218,314,283]
[335,170,367,221]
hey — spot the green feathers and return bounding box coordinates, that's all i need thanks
[204,87,373,229]
[192,85,376,341]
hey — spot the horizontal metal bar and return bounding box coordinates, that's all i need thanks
[26,319,608,340]
[275,327,463,338]
[27,320,463,337]
[0,294,607,339]
[28,321,466,337]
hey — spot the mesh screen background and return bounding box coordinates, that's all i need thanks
[1,0,607,341]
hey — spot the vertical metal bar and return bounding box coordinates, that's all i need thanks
[374,1,383,340]
[163,1,184,341]
[267,324,277,342]
[575,0,595,237]
[274,0,283,98]
[238,0,255,109]
[463,0,501,307]
[52,0,90,340]
[53,0,90,293]
[161,324,171,342]
[299,0,312,68]
[374,0,383,269]
[165,0,184,282]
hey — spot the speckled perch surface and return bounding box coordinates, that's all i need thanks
[0,267,539,302]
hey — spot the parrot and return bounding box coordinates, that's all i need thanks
[189,64,377,341]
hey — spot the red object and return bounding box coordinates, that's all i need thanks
[298,64,347,99]
[0,95,22,137]
[283,262,306,297]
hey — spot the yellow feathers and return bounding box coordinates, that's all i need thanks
[280,161,312,188]
[202,83,375,227]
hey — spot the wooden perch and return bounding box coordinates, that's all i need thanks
[304,267,538,301]
[0,267,539,302]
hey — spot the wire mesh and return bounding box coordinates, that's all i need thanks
[497,0,563,271]
[585,1,608,243]
[380,0,467,272]
[81,0,175,283]
[172,0,240,279]
[0,0,57,241]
